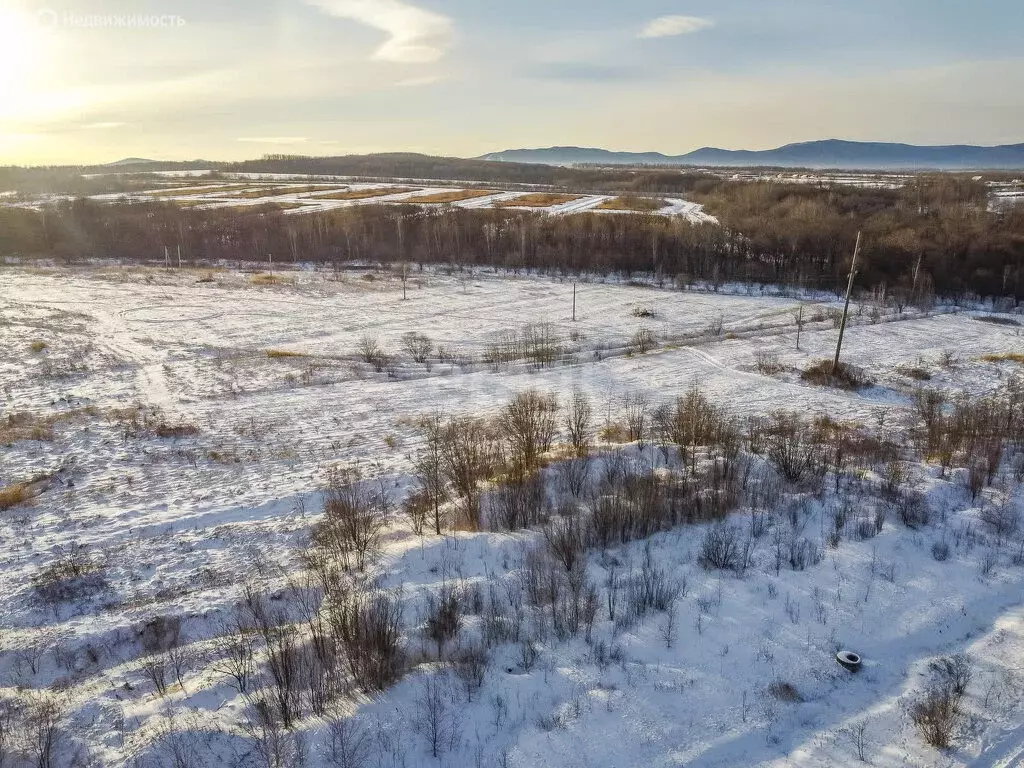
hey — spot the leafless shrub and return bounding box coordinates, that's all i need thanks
[357,335,381,365]
[403,332,433,364]
[325,718,372,768]
[32,544,108,606]
[700,523,741,571]
[441,418,498,529]
[0,697,21,767]
[424,586,463,658]
[452,643,489,701]
[312,469,388,571]
[910,654,972,748]
[767,682,803,702]
[211,617,257,694]
[980,547,999,577]
[498,390,558,472]
[931,541,950,562]
[415,673,460,759]
[763,412,820,484]
[564,390,593,458]
[327,589,404,692]
[630,327,656,355]
[980,501,1019,541]
[490,470,547,531]
[557,457,592,499]
[413,414,448,535]
[23,692,66,768]
[140,653,170,697]
[896,489,930,529]
[910,686,960,749]
[544,514,588,574]
[754,350,785,375]
[623,393,649,447]
[244,695,309,768]
[403,490,430,537]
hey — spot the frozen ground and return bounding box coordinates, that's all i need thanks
[0,264,1022,767]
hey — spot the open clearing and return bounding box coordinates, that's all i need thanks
[596,196,667,211]
[405,189,499,204]
[20,177,719,221]
[0,264,1022,767]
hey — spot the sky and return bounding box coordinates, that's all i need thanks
[0,0,1022,165]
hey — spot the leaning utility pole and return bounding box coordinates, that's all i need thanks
[832,231,862,374]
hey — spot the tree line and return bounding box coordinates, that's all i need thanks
[1,173,1022,300]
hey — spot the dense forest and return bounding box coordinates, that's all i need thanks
[1,171,1022,302]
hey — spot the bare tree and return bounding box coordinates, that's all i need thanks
[414,414,448,535]
[313,469,388,571]
[415,673,459,759]
[402,332,433,365]
[498,390,559,472]
[624,392,649,448]
[326,717,372,768]
[211,615,257,694]
[441,417,497,530]
[564,390,593,458]
[23,692,65,768]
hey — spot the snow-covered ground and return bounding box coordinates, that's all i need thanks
[0,264,1022,767]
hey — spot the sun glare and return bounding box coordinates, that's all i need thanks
[0,8,48,120]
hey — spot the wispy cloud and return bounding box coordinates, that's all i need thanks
[81,122,127,130]
[303,0,453,63]
[237,137,309,144]
[639,15,714,39]
[527,62,642,83]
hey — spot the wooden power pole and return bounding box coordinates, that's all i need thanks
[832,231,862,374]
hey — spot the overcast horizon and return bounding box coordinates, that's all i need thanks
[1,0,1023,166]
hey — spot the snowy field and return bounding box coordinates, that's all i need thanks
[0,264,1023,767]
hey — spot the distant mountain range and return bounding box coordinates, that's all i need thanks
[478,140,1024,170]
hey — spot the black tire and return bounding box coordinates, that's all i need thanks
[837,650,862,672]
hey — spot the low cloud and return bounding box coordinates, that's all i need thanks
[639,15,714,39]
[303,0,453,63]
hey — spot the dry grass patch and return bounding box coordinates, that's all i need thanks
[311,187,418,201]
[0,482,32,511]
[801,360,873,390]
[767,682,804,702]
[597,196,666,211]
[29,340,48,353]
[156,184,253,197]
[250,272,294,285]
[0,409,93,445]
[499,193,582,208]
[408,189,497,204]
[225,185,343,199]
[981,352,1024,364]
[266,349,307,359]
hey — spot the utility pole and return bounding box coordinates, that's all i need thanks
[572,282,577,322]
[164,246,170,268]
[832,231,862,374]
[176,244,182,268]
[795,304,804,350]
